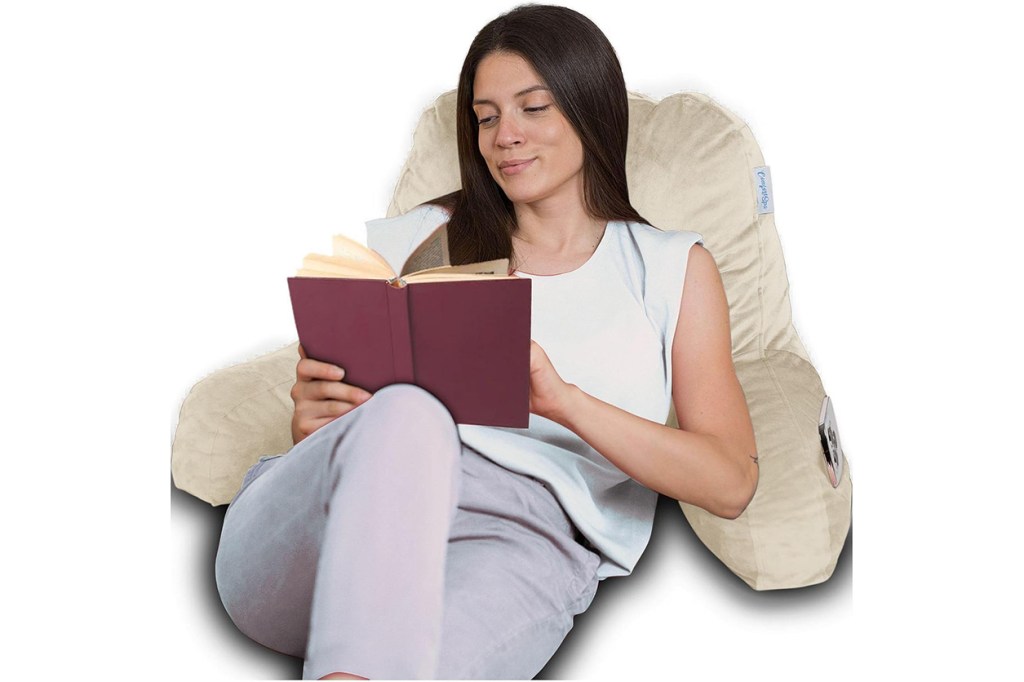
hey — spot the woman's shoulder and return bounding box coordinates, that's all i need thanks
[614,220,704,265]
[618,219,703,244]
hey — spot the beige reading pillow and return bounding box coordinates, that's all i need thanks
[172,91,852,591]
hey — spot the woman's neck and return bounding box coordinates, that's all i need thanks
[510,201,606,275]
[511,202,605,256]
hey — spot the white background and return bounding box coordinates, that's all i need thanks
[2,0,1021,678]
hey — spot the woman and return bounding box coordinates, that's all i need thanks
[216,4,758,679]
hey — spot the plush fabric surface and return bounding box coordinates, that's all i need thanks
[705,350,852,589]
[171,90,852,589]
[172,343,297,507]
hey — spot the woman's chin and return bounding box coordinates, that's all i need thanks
[499,183,552,207]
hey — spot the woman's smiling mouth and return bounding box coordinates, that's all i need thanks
[498,158,535,175]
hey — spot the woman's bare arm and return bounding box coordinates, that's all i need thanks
[528,245,758,518]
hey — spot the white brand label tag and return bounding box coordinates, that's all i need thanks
[752,166,774,214]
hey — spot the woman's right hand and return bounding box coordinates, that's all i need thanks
[291,344,374,444]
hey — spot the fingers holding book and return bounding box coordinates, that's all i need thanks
[291,344,374,444]
[527,340,573,424]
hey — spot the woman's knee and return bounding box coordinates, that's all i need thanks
[321,383,461,482]
[214,513,314,658]
[363,383,455,426]
[353,384,458,450]
[215,558,309,657]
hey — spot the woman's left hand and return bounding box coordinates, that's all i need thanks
[528,340,575,422]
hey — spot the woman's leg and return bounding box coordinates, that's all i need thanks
[215,384,462,680]
[435,449,602,679]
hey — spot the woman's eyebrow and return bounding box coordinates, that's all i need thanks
[473,85,551,106]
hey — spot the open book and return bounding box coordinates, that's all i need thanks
[297,229,511,284]
[288,228,532,428]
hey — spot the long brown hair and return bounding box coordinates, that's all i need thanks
[433,4,646,266]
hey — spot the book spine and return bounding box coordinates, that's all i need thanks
[385,284,415,384]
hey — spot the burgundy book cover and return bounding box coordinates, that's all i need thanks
[287,277,532,427]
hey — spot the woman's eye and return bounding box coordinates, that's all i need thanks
[525,105,551,114]
[477,115,498,127]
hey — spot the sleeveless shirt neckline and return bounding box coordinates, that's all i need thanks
[512,221,612,279]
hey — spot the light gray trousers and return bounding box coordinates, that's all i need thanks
[215,384,600,679]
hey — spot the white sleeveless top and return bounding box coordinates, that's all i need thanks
[367,205,704,578]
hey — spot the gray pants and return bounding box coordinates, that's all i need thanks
[215,384,601,679]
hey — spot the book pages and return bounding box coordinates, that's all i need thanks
[332,232,394,275]
[401,224,451,276]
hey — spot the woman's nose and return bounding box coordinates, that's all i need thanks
[496,115,524,147]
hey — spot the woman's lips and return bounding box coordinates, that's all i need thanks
[498,158,535,175]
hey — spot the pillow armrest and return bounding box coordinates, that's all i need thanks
[679,349,853,590]
[171,342,299,506]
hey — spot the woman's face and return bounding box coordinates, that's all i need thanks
[472,51,585,209]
